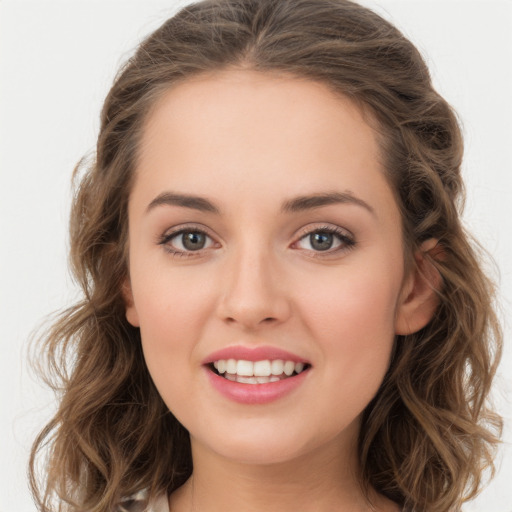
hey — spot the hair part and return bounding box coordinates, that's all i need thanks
[30,1,502,511]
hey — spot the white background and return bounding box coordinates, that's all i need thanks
[1,1,511,511]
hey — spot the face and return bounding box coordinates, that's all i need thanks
[125,69,416,467]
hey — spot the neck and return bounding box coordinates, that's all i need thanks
[169,430,398,512]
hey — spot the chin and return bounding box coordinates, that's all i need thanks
[192,419,345,467]
[215,441,308,466]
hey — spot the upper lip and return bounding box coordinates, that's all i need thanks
[203,345,310,365]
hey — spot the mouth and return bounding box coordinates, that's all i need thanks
[208,359,311,385]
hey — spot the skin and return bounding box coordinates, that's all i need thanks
[124,69,438,512]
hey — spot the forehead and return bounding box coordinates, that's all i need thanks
[139,69,381,168]
[133,69,397,224]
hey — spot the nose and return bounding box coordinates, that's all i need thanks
[216,247,292,330]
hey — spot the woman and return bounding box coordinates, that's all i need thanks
[29,1,502,511]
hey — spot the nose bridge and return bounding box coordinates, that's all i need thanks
[218,237,290,328]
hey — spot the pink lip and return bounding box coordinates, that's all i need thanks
[202,345,311,404]
[203,345,309,364]
[205,366,310,404]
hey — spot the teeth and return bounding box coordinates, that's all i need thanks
[271,360,284,375]
[254,360,271,377]
[236,360,254,376]
[237,376,257,384]
[283,361,295,376]
[226,358,237,374]
[222,375,283,385]
[212,358,307,380]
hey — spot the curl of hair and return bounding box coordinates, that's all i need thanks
[30,1,502,511]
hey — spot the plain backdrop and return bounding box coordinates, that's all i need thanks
[1,1,511,511]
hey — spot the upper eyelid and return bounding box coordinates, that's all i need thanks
[159,223,216,240]
[159,222,352,236]
[294,223,354,240]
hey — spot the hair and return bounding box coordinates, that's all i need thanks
[29,1,503,511]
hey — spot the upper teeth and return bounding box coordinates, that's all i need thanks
[213,359,305,377]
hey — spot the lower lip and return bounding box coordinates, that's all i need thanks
[205,367,309,404]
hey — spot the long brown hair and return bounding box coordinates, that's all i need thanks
[29,1,502,511]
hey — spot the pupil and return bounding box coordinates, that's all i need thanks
[183,232,205,250]
[310,232,333,251]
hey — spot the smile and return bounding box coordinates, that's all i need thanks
[211,359,308,384]
[203,346,311,403]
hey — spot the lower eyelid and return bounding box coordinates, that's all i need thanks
[159,225,212,242]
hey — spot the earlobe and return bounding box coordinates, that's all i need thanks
[122,279,140,327]
[395,239,443,335]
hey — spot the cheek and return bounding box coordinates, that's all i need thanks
[305,265,399,338]
[302,264,400,385]
[134,275,213,413]
[133,263,217,333]
[131,263,225,402]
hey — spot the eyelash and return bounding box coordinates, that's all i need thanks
[293,225,356,258]
[157,226,215,258]
[157,224,356,258]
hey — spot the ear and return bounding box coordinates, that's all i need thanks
[395,239,443,335]
[122,278,140,327]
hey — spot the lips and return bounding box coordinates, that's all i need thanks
[203,345,309,365]
[203,345,311,404]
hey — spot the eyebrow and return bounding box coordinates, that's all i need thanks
[146,190,375,216]
[281,191,375,216]
[146,192,220,214]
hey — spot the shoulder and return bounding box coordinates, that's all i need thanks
[116,490,169,512]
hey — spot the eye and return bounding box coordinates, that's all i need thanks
[294,226,355,254]
[158,227,216,255]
